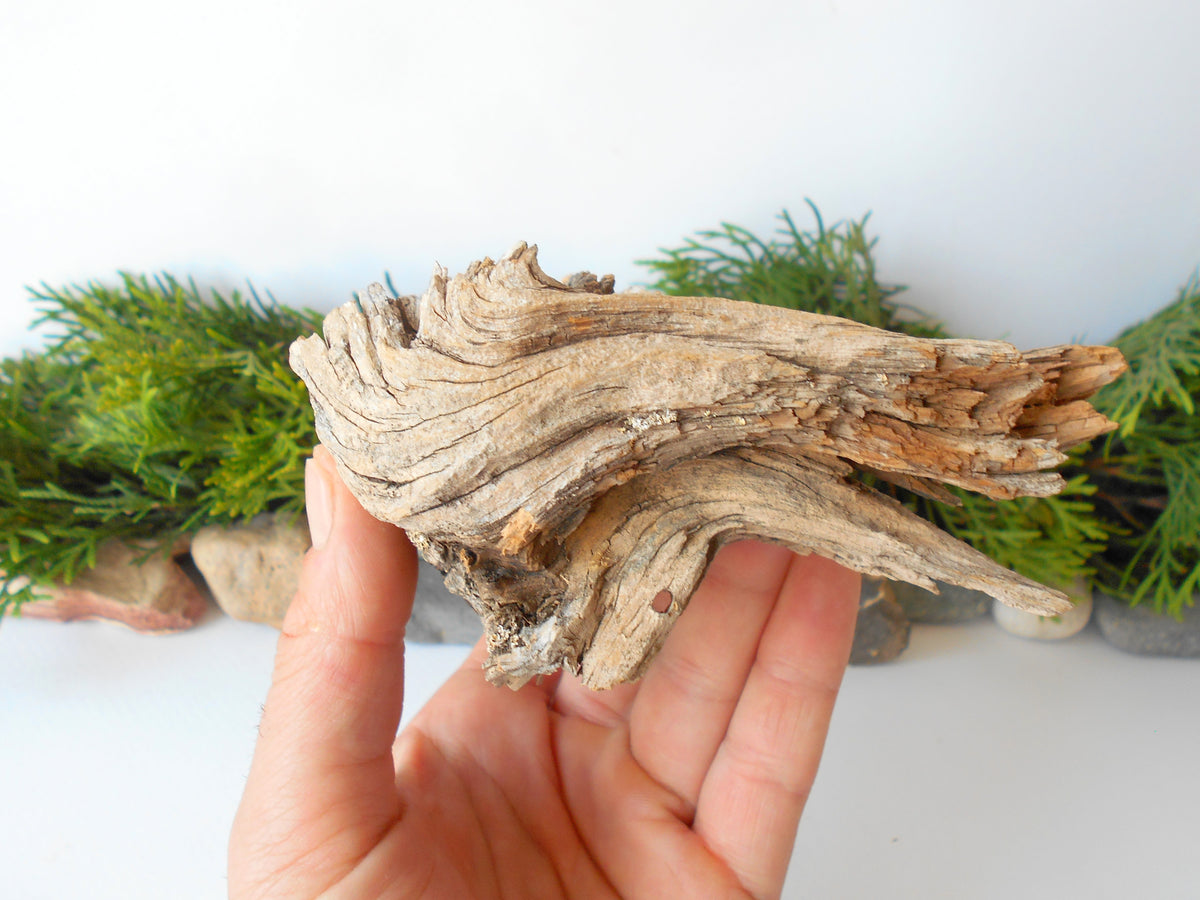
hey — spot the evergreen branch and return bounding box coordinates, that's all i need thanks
[1093,271,1200,434]
[915,471,1116,592]
[1087,272,1200,617]
[1,274,323,614]
[640,201,948,338]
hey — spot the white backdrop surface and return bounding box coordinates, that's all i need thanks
[3,2,1200,898]
[4,614,1199,900]
[4,1,1199,351]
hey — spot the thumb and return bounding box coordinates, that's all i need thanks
[231,446,417,883]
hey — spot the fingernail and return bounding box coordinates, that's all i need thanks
[305,454,334,550]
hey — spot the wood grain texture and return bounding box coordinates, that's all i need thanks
[290,244,1125,688]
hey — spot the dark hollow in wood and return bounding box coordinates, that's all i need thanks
[290,244,1126,688]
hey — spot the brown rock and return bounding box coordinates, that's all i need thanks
[850,576,911,664]
[190,512,310,626]
[19,537,207,633]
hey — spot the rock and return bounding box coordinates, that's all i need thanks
[409,558,484,644]
[890,579,991,623]
[850,576,911,664]
[191,512,309,626]
[1095,592,1200,658]
[190,511,483,642]
[992,583,1093,640]
[19,537,208,632]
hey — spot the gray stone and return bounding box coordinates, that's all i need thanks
[191,512,309,626]
[408,558,483,644]
[850,577,911,665]
[18,537,208,633]
[890,579,991,623]
[1095,592,1200,658]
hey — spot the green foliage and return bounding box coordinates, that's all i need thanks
[641,201,948,337]
[1094,272,1200,435]
[0,274,322,615]
[7,218,1195,623]
[916,473,1116,591]
[1089,272,1200,616]
[641,206,1113,595]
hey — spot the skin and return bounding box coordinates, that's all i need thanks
[229,446,860,899]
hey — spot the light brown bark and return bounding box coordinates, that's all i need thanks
[290,244,1125,688]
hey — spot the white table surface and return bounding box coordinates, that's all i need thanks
[3,605,1197,900]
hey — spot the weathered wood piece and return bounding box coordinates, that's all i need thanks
[290,244,1125,689]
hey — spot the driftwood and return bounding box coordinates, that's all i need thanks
[290,244,1125,689]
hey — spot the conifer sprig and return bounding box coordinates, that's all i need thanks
[0,274,322,615]
[1090,273,1200,615]
[916,474,1115,592]
[1095,271,1200,434]
[641,201,947,337]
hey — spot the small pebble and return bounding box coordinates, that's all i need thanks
[992,588,1092,640]
[889,580,991,623]
[850,577,911,664]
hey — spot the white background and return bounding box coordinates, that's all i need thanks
[3,1,1200,897]
[4,1,1199,352]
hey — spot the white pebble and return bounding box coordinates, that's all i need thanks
[992,589,1093,640]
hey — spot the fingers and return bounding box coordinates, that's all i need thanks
[550,716,752,900]
[693,553,859,899]
[399,640,616,893]
[407,638,566,767]
[621,540,796,811]
[552,670,640,728]
[269,445,416,775]
[231,446,418,878]
[413,637,562,730]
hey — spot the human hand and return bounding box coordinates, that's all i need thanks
[229,446,860,899]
